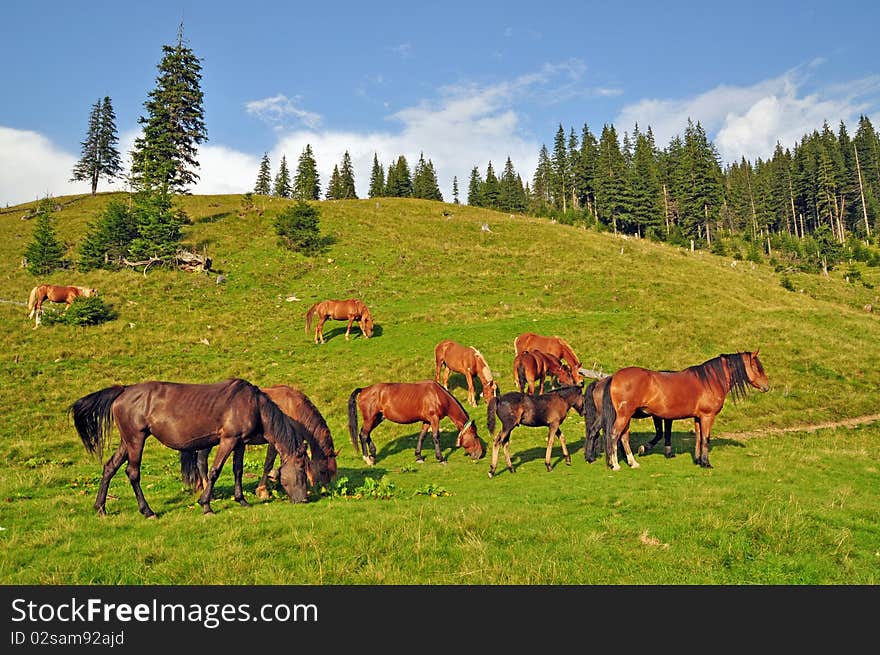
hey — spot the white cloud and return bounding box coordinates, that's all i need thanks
[245,94,323,130]
[0,127,87,206]
[615,69,879,164]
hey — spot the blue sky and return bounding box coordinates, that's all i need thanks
[1,0,878,206]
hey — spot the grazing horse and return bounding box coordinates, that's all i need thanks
[181,384,338,500]
[28,284,97,320]
[583,376,674,462]
[305,298,374,343]
[513,349,575,394]
[348,380,484,465]
[514,332,583,384]
[600,351,770,470]
[434,339,497,407]
[69,378,311,517]
[487,385,585,477]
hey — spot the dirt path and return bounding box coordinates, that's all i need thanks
[718,414,880,440]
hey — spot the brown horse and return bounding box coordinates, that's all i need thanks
[305,298,374,343]
[514,332,583,384]
[600,351,770,470]
[486,385,585,477]
[513,349,575,394]
[348,380,484,465]
[583,375,673,462]
[181,383,338,500]
[69,378,311,517]
[434,339,497,406]
[28,284,97,319]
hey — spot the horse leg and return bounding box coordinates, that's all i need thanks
[639,416,664,455]
[465,372,476,407]
[345,316,354,341]
[415,422,430,463]
[199,438,237,514]
[94,443,128,516]
[558,426,571,466]
[606,415,632,471]
[315,317,326,344]
[429,418,446,463]
[488,425,514,478]
[442,367,451,390]
[122,441,156,519]
[664,419,675,458]
[620,426,640,468]
[231,442,250,507]
[359,415,381,465]
[695,415,716,468]
[256,444,278,499]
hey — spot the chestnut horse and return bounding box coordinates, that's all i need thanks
[513,349,575,394]
[305,298,374,343]
[181,383,338,499]
[69,378,311,517]
[583,375,674,462]
[434,339,497,406]
[28,284,97,319]
[486,385,585,477]
[348,380,484,465]
[514,332,583,384]
[600,351,769,470]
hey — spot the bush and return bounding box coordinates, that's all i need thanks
[41,296,117,326]
[273,201,335,255]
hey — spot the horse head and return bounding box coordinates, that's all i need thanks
[745,351,770,392]
[278,442,310,503]
[361,311,374,338]
[308,446,338,487]
[456,419,484,459]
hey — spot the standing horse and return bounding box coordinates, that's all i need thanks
[28,284,98,322]
[181,384,338,500]
[486,385,585,477]
[514,332,583,384]
[583,376,673,462]
[600,351,769,470]
[513,349,575,394]
[69,378,311,517]
[434,339,497,406]
[305,298,374,343]
[348,380,484,465]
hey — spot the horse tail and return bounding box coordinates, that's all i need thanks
[516,360,527,393]
[487,394,497,435]
[348,388,362,451]
[601,375,617,456]
[179,450,203,492]
[305,302,319,335]
[27,286,39,318]
[69,385,126,458]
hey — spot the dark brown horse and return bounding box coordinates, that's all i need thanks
[514,332,583,384]
[69,378,311,517]
[434,339,497,406]
[583,375,674,462]
[348,380,484,465]
[28,284,97,322]
[181,384,338,499]
[486,384,585,477]
[513,349,575,394]
[305,298,374,343]
[600,351,769,470]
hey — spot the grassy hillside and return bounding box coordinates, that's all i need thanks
[1,192,878,584]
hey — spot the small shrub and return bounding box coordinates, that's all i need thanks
[273,200,335,255]
[780,275,796,292]
[41,296,117,326]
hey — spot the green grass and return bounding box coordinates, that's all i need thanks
[1,193,878,584]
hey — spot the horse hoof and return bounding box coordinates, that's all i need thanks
[507,466,515,474]
[545,464,552,472]
[145,514,158,520]
[256,488,270,500]
[437,458,447,465]
[630,461,640,469]
[487,470,494,479]
[665,452,676,459]
[637,445,646,455]
[564,456,571,466]
[611,464,621,471]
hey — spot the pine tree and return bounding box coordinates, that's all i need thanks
[499,157,523,212]
[595,124,627,232]
[24,199,65,275]
[294,144,321,200]
[368,154,385,198]
[624,130,662,237]
[130,23,207,193]
[71,97,122,195]
[274,155,292,198]
[482,161,500,209]
[530,144,553,213]
[254,152,272,195]
[339,151,357,199]
[326,165,342,200]
[385,156,411,197]
[452,176,460,204]
[78,200,139,271]
[551,124,569,211]
[467,166,484,206]
[273,200,334,255]
[574,123,599,217]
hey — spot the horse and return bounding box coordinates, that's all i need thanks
[305,298,374,343]
[600,351,770,470]
[513,332,583,384]
[28,284,97,320]
[180,384,338,500]
[434,339,497,407]
[513,349,575,394]
[348,380,484,465]
[486,384,585,477]
[69,378,311,518]
[583,375,674,462]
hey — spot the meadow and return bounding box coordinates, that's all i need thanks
[0,193,878,584]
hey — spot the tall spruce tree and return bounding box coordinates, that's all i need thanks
[368,154,385,198]
[530,144,553,212]
[71,97,122,195]
[24,199,65,275]
[595,124,627,232]
[274,155,292,198]
[294,144,321,200]
[551,124,569,211]
[482,161,500,209]
[326,165,342,200]
[130,23,207,193]
[452,176,460,204]
[254,152,272,195]
[467,166,484,206]
[339,151,357,199]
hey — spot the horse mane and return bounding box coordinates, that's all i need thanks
[252,383,306,457]
[470,347,494,383]
[555,337,581,367]
[691,353,749,402]
[295,391,334,458]
[434,381,471,426]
